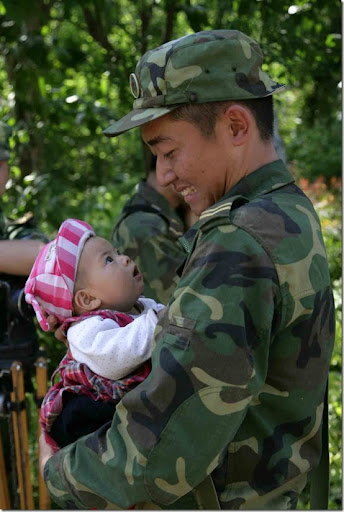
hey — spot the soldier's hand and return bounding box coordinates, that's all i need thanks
[55,322,68,346]
[156,306,166,321]
[46,314,68,346]
[36,298,68,346]
[46,313,59,331]
[39,431,55,477]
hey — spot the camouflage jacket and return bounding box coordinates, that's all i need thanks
[44,160,334,510]
[112,180,186,304]
[0,204,47,242]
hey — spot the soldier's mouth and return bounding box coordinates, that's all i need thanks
[181,186,197,197]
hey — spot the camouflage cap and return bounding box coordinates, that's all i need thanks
[104,29,285,137]
[0,122,11,161]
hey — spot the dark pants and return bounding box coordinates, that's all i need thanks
[50,392,117,448]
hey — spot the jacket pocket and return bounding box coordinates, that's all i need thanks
[164,315,196,350]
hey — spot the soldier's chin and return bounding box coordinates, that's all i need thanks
[185,193,210,217]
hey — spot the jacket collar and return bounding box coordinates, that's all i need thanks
[224,159,295,201]
[179,159,295,257]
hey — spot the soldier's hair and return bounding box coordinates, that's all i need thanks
[169,96,274,142]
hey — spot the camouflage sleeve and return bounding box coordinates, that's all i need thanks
[113,212,184,304]
[44,223,280,509]
[6,218,49,243]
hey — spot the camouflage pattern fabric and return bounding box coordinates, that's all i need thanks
[112,180,186,304]
[0,206,48,242]
[44,159,334,509]
[104,30,285,137]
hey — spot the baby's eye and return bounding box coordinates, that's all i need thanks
[106,256,113,264]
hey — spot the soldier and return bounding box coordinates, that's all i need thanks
[112,155,197,304]
[0,122,47,273]
[40,30,334,509]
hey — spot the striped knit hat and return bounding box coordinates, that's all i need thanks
[25,219,95,331]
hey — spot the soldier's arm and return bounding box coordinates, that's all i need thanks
[43,224,280,509]
[0,238,45,274]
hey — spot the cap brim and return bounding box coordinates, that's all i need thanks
[103,83,286,137]
[103,105,180,137]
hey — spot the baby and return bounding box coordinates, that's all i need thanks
[25,218,164,451]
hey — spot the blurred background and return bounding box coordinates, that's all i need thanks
[0,0,341,508]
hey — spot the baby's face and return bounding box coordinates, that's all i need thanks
[77,236,144,313]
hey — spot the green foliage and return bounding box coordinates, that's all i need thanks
[0,0,341,508]
[288,119,342,181]
[295,179,342,510]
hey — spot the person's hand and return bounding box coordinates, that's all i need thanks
[156,307,166,321]
[39,431,55,477]
[55,322,68,346]
[36,298,68,346]
[46,314,68,346]
[46,313,59,332]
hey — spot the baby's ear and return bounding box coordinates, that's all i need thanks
[74,289,101,312]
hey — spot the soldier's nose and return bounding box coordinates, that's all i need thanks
[156,158,176,187]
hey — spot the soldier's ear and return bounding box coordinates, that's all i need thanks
[223,104,250,146]
[74,289,101,312]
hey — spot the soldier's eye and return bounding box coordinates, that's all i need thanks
[164,150,174,159]
[106,256,113,264]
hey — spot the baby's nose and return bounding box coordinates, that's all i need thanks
[120,254,131,266]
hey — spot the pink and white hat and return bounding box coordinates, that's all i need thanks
[25,219,95,331]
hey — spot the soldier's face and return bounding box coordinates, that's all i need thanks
[142,113,237,216]
[0,161,9,197]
